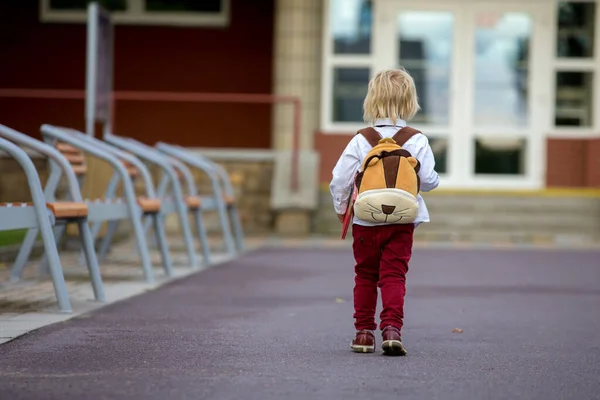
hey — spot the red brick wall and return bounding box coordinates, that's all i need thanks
[315,132,353,184]
[0,0,274,148]
[546,138,600,188]
[586,138,600,187]
[545,139,587,187]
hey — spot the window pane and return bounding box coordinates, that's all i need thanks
[474,138,526,175]
[50,0,126,11]
[557,1,595,58]
[331,0,372,54]
[555,71,594,127]
[397,12,453,125]
[332,67,370,122]
[429,138,448,174]
[145,0,222,13]
[474,13,531,127]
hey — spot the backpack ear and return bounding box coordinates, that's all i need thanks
[407,157,420,173]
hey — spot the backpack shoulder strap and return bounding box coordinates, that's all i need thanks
[392,126,421,146]
[357,127,382,148]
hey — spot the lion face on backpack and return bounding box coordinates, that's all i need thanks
[354,137,420,224]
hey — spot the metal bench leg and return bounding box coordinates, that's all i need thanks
[210,179,235,255]
[217,201,235,255]
[78,219,106,302]
[38,224,67,276]
[38,221,72,313]
[229,206,245,252]
[97,220,121,263]
[81,172,121,265]
[126,200,155,284]
[10,228,39,281]
[12,162,65,280]
[144,175,168,237]
[152,213,173,276]
[174,200,199,268]
[192,209,212,266]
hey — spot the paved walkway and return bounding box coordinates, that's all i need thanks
[0,244,599,399]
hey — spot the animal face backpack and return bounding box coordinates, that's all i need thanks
[353,126,421,224]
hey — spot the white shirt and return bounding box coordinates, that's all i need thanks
[329,118,440,226]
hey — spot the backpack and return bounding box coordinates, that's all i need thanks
[353,126,421,224]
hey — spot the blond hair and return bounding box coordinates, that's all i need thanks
[363,68,420,125]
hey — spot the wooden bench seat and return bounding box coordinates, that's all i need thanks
[56,141,87,176]
[185,196,201,210]
[46,202,88,219]
[223,195,235,206]
[137,198,161,213]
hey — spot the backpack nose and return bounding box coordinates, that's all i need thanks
[381,205,396,215]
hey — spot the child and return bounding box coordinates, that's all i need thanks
[329,68,440,356]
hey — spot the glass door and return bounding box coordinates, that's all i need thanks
[464,3,552,188]
[375,1,462,183]
[375,1,552,189]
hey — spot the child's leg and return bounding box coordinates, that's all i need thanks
[378,224,415,332]
[352,224,381,332]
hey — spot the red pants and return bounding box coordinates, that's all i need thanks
[352,223,414,332]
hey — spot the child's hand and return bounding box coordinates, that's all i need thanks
[337,214,345,223]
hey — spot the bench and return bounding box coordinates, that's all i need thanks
[35,125,173,284]
[0,128,106,312]
[103,133,212,267]
[155,143,245,253]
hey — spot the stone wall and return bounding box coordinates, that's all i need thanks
[147,157,275,236]
[1,155,276,237]
[192,159,275,235]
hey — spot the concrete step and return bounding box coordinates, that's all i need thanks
[422,195,600,213]
[313,189,600,243]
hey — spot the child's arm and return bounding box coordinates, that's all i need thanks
[330,136,362,217]
[410,135,440,192]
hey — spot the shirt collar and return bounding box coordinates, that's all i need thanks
[373,118,407,127]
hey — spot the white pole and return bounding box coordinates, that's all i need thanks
[105,7,115,138]
[85,2,98,137]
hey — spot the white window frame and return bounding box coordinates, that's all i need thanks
[321,0,374,134]
[39,0,230,27]
[548,0,600,138]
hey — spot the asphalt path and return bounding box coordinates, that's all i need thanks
[0,247,599,400]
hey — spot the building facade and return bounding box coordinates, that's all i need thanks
[1,0,600,236]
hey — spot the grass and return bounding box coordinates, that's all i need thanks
[0,229,28,248]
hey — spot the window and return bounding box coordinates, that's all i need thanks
[331,0,372,54]
[332,68,370,122]
[429,138,448,174]
[555,71,594,126]
[557,1,595,58]
[323,0,373,130]
[474,138,526,175]
[397,12,454,126]
[40,0,230,27]
[553,1,596,128]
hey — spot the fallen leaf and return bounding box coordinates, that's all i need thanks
[452,328,463,333]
